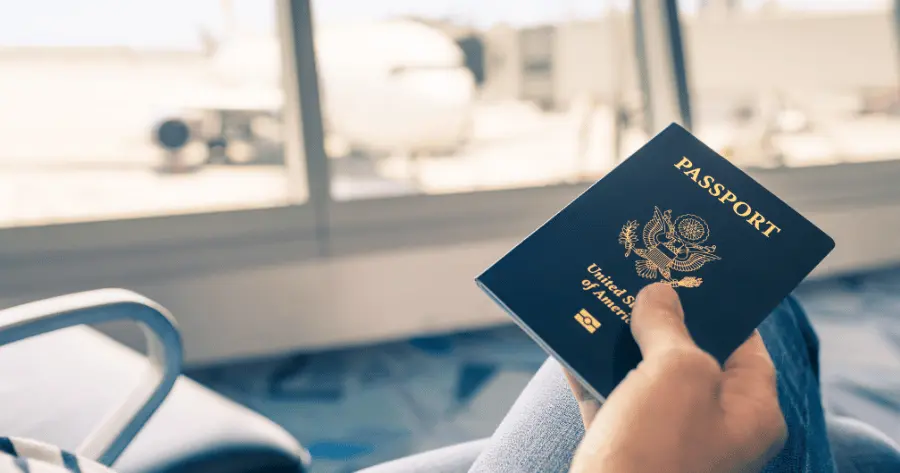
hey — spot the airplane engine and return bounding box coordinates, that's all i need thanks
[149,18,475,168]
[151,115,211,170]
[151,107,284,169]
[153,118,191,151]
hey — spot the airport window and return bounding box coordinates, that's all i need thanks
[315,0,642,201]
[682,0,900,168]
[0,0,304,228]
[2,0,897,260]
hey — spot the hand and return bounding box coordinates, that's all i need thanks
[567,283,787,473]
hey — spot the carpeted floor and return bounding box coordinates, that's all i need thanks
[188,267,900,473]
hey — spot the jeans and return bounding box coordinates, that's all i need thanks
[362,296,900,473]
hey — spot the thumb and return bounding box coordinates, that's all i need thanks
[630,283,696,359]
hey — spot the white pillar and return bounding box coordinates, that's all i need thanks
[279,0,331,243]
[894,0,900,91]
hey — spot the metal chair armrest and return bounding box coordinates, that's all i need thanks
[0,288,183,466]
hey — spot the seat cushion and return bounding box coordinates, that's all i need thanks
[0,326,309,473]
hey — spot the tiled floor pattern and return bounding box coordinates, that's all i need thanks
[189,267,900,472]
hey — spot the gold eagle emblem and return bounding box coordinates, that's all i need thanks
[618,207,720,288]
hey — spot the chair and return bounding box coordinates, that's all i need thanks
[0,289,310,473]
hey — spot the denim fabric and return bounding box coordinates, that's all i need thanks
[466,356,585,472]
[367,296,900,473]
[760,296,835,473]
[467,296,835,472]
[357,439,488,473]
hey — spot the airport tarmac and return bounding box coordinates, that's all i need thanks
[1,99,899,228]
[0,102,619,226]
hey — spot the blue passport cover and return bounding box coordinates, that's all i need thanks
[476,123,835,400]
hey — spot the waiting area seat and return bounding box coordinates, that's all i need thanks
[0,289,310,473]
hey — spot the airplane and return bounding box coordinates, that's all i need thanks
[153,7,476,168]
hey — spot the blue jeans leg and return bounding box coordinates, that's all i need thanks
[760,296,835,473]
[467,296,837,473]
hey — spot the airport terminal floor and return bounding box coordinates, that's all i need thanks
[189,265,900,472]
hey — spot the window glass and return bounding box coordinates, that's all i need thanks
[682,0,900,168]
[314,0,645,200]
[0,0,303,227]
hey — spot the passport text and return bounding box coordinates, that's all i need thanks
[675,157,782,238]
[583,264,634,324]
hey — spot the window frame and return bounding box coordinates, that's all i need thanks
[0,0,898,289]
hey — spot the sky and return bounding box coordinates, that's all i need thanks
[0,0,891,49]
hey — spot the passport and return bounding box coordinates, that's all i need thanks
[476,123,835,400]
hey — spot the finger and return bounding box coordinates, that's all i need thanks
[723,330,777,387]
[630,283,695,359]
[725,330,775,373]
[721,332,785,461]
[563,370,602,427]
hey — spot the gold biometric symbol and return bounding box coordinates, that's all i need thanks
[618,207,721,288]
[574,309,600,333]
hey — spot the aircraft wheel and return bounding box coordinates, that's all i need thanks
[206,138,228,164]
[225,140,257,165]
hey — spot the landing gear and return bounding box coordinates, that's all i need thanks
[202,110,281,166]
[152,109,284,172]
